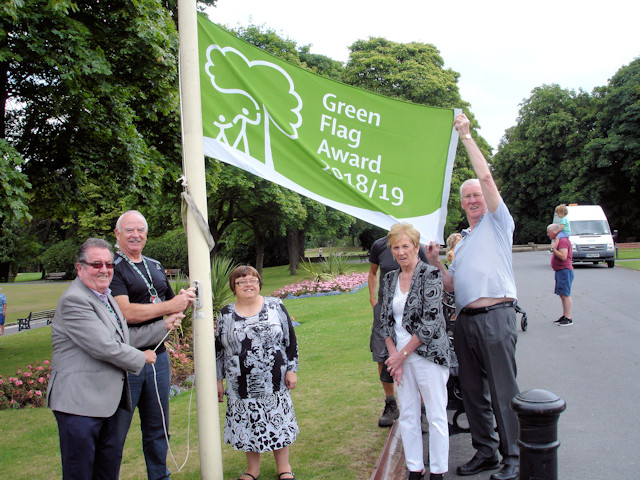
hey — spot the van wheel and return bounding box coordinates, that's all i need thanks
[607,260,615,268]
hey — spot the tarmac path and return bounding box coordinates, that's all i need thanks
[437,250,640,479]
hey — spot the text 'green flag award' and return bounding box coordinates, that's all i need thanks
[198,14,458,243]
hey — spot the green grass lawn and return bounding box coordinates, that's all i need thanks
[0,262,384,479]
[616,248,640,260]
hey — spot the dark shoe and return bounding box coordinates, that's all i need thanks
[554,315,566,323]
[557,317,573,326]
[378,395,399,427]
[430,474,444,480]
[490,464,519,480]
[456,455,500,476]
[278,473,295,480]
[407,469,425,480]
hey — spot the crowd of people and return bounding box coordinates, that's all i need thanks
[42,113,545,480]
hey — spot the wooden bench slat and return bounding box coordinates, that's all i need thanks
[45,272,66,281]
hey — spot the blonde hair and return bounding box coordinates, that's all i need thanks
[555,204,568,217]
[387,223,420,249]
[445,233,462,262]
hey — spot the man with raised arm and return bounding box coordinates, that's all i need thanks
[111,210,194,480]
[427,114,519,480]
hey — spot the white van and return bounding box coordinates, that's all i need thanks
[553,204,615,268]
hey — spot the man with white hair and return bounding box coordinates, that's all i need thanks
[427,114,519,480]
[111,210,194,479]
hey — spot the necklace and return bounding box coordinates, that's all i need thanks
[117,250,161,304]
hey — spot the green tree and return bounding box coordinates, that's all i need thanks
[1,0,190,245]
[575,59,640,240]
[0,140,32,281]
[493,84,593,243]
[341,37,478,237]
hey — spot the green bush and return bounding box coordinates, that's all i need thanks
[40,239,81,278]
[143,228,189,274]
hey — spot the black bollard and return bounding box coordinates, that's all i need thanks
[511,389,566,480]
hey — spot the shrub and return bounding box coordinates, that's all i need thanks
[0,360,51,410]
[166,338,194,390]
[144,228,189,274]
[40,239,81,278]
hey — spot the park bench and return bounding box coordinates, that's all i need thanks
[359,254,369,262]
[17,309,56,331]
[45,271,66,281]
[165,268,181,280]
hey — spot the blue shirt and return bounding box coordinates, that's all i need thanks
[449,200,517,313]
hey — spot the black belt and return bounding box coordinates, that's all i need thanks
[461,301,515,316]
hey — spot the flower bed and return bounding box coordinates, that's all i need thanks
[1,338,196,409]
[0,361,51,409]
[273,272,369,299]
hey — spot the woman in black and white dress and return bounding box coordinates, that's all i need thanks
[216,265,299,480]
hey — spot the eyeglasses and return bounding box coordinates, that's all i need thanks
[462,192,484,201]
[83,261,115,269]
[235,278,260,286]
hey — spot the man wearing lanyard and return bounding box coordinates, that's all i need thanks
[111,210,195,479]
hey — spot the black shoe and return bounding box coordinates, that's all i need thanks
[378,395,399,427]
[490,464,519,480]
[407,470,425,480]
[456,455,500,476]
[557,317,573,326]
[554,315,566,323]
[429,474,444,480]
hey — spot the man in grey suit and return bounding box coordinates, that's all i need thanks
[47,238,183,480]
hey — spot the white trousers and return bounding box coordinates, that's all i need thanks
[396,354,450,474]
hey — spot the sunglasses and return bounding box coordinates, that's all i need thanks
[83,261,115,269]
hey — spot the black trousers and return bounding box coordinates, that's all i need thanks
[454,306,520,465]
[54,410,121,480]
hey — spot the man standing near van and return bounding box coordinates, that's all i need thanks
[547,224,574,326]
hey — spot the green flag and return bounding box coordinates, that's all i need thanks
[197,14,459,243]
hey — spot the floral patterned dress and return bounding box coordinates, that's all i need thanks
[215,296,299,452]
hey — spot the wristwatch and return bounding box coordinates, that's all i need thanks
[402,349,408,357]
[462,133,472,140]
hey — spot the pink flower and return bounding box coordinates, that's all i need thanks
[38,377,45,383]
[36,391,43,396]
[44,360,50,365]
[37,366,44,371]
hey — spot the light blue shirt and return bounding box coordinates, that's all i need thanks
[449,200,517,313]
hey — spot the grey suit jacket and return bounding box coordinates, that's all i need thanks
[46,277,168,417]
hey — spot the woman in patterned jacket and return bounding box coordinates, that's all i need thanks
[216,265,299,480]
[380,223,456,480]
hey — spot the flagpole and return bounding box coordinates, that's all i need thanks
[177,1,223,478]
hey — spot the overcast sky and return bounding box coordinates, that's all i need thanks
[206,0,640,151]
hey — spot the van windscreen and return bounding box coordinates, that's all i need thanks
[570,220,610,235]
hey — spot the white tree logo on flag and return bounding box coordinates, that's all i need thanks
[204,45,303,171]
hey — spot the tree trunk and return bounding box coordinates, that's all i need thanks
[287,228,299,275]
[296,229,306,264]
[254,231,265,277]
